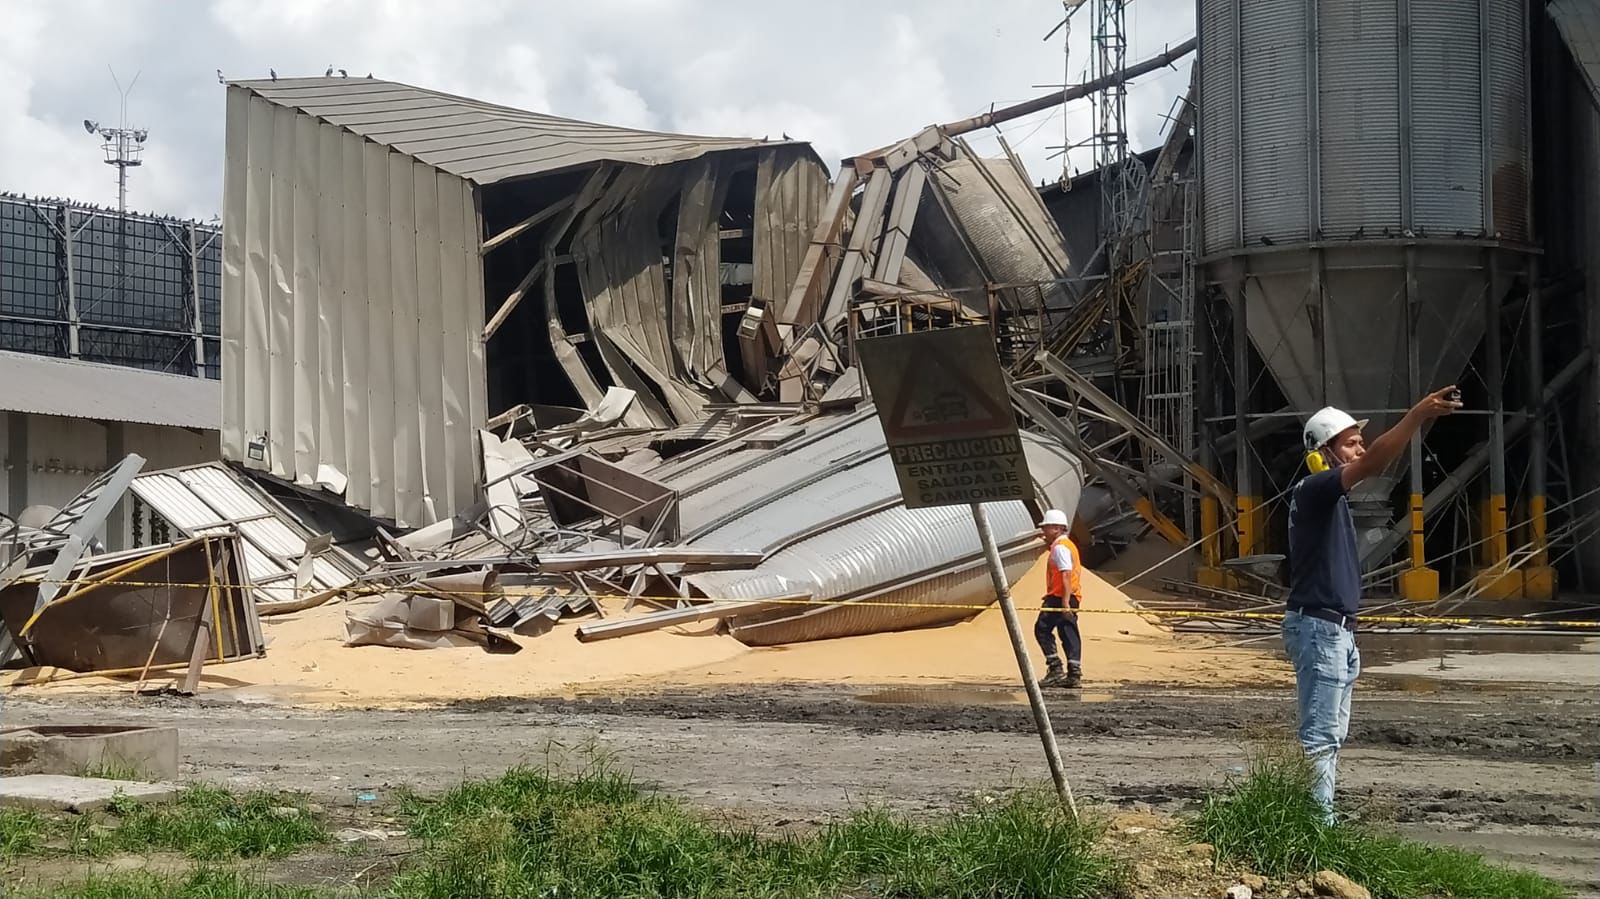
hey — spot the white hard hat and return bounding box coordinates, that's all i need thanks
[1039,509,1071,527]
[1303,406,1369,451]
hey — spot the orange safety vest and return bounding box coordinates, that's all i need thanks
[1046,534,1083,601]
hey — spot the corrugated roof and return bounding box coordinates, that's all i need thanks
[228,77,794,185]
[0,351,219,430]
[130,463,361,606]
[1551,0,1600,104]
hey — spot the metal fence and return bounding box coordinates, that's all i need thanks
[0,193,220,378]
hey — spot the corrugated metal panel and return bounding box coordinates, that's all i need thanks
[667,413,886,534]
[571,168,698,427]
[221,88,486,526]
[1199,0,1240,254]
[1240,0,1310,244]
[1317,0,1400,234]
[0,351,219,429]
[1486,0,1529,240]
[1411,1,1485,233]
[681,432,1083,645]
[1550,0,1600,103]
[230,78,793,186]
[130,463,359,606]
[754,146,829,309]
[671,157,732,387]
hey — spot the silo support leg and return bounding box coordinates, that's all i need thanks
[1399,493,1439,601]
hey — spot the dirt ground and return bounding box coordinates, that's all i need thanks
[3,674,1596,892]
[2,557,1596,893]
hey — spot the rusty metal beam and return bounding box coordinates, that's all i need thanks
[939,39,1196,137]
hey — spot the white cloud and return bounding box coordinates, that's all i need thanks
[2,0,1197,219]
[581,56,660,130]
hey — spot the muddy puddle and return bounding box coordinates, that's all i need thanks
[1359,633,1600,687]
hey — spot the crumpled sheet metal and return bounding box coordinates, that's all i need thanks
[668,412,1083,645]
[0,535,264,673]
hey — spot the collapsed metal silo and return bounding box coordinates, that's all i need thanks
[1195,0,1534,585]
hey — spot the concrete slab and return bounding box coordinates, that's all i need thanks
[1,725,179,781]
[0,774,180,813]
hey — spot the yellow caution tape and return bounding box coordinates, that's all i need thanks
[15,576,1600,629]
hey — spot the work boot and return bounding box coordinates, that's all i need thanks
[1038,660,1068,688]
[1064,665,1083,688]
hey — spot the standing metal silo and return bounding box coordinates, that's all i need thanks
[1195,0,1537,599]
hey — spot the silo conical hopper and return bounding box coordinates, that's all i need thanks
[1197,0,1531,557]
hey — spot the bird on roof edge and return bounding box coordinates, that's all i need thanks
[269,68,277,80]
[216,69,225,84]
[325,65,334,76]
[338,68,348,77]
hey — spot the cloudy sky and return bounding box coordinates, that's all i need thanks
[1,0,1193,222]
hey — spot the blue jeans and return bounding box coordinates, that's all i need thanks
[1281,609,1360,823]
[1035,596,1081,668]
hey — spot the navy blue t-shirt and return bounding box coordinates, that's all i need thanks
[1286,468,1361,616]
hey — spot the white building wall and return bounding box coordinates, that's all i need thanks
[220,87,488,529]
[1,411,217,551]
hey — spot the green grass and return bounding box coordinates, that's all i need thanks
[106,784,327,861]
[1191,744,1569,899]
[6,867,341,899]
[0,808,47,858]
[0,785,326,863]
[390,760,1125,899]
[78,759,147,782]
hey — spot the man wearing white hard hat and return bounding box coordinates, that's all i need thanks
[1035,508,1085,687]
[1285,386,1461,822]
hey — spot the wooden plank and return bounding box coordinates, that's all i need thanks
[480,195,575,254]
[179,593,214,695]
[483,258,547,341]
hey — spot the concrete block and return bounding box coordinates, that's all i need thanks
[1398,567,1439,602]
[406,596,456,632]
[1,725,178,782]
[1522,566,1557,601]
[0,774,179,813]
[1472,568,1525,600]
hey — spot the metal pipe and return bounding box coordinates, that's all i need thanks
[575,595,800,643]
[938,38,1196,137]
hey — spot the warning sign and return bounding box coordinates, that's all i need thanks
[857,326,1033,509]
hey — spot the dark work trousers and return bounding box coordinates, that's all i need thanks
[1034,595,1082,668]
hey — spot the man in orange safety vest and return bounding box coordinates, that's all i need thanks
[1035,508,1083,688]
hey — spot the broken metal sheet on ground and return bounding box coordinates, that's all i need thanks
[343,592,520,653]
[130,463,363,607]
[629,408,1084,646]
[0,535,264,674]
[536,548,765,573]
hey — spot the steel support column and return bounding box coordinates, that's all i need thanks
[1196,284,1226,584]
[189,223,205,377]
[6,413,27,517]
[1476,250,1520,597]
[1400,247,1438,599]
[60,206,80,360]
[104,422,127,552]
[1228,260,1258,558]
[1524,258,1554,598]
